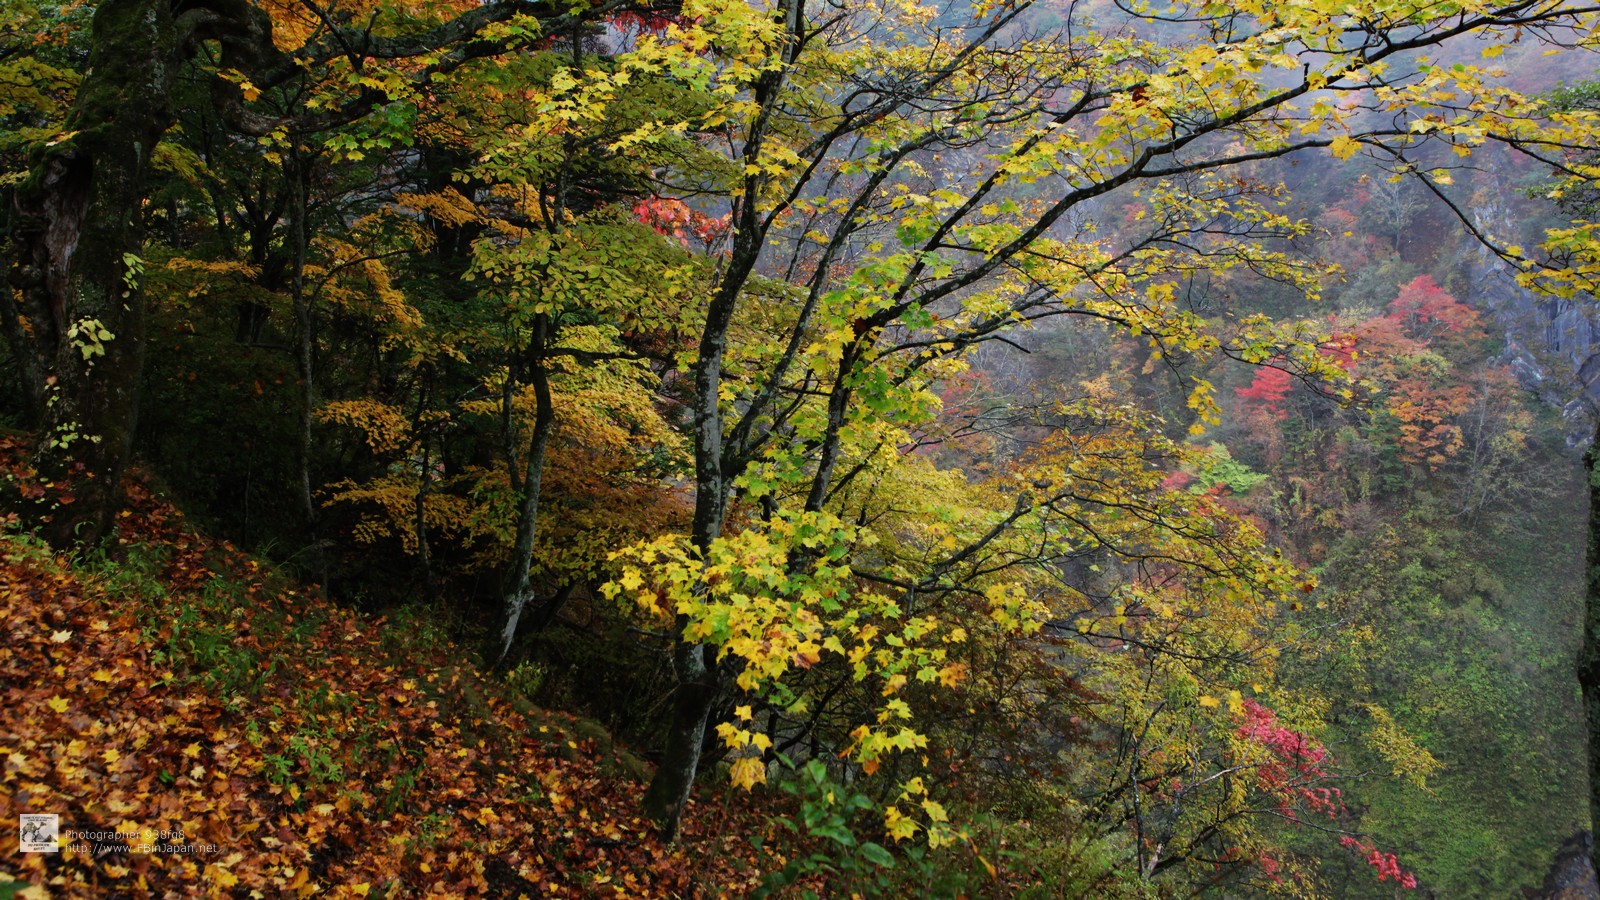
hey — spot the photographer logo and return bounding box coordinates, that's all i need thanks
[19,814,58,853]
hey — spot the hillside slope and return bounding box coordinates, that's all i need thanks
[0,446,765,898]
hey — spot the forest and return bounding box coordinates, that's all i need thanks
[6,0,1600,896]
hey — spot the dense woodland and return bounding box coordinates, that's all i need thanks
[7,0,1600,896]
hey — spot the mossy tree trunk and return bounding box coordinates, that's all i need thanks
[4,0,184,546]
[640,0,802,838]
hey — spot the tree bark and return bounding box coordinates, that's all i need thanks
[286,149,320,560]
[640,224,746,836]
[494,315,556,668]
[3,0,183,546]
[642,640,718,838]
[637,214,751,835]
[640,0,801,837]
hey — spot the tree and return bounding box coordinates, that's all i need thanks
[589,0,1600,840]
[9,0,1600,869]
[0,0,628,545]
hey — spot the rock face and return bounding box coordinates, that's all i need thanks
[1467,194,1600,443]
[1475,259,1600,396]
[1529,833,1600,900]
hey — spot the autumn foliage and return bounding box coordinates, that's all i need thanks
[7,0,1599,892]
[1235,364,1295,423]
[0,441,768,898]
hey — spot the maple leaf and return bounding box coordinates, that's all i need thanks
[884,806,918,842]
[728,758,765,790]
[205,865,239,889]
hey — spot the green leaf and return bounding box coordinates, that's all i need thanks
[859,842,896,868]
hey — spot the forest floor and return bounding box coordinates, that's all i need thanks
[0,438,774,898]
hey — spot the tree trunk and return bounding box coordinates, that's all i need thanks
[639,0,799,828]
[494,315,556,668]
[642,640,718,838]
[283,148,332,586]
[641,237,744,836]
[3,0,182,546]
[1583,418,1600,875]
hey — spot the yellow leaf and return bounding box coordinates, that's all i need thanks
[47,696,69,713]
[729,757,766,790]
[735,704,753,721]
[1329,135,1360,161]
[50,630,72,644]
[1197,695,1220,708]
[352,884,371,897]
[885,806,919,842]
[92,669,113,683]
